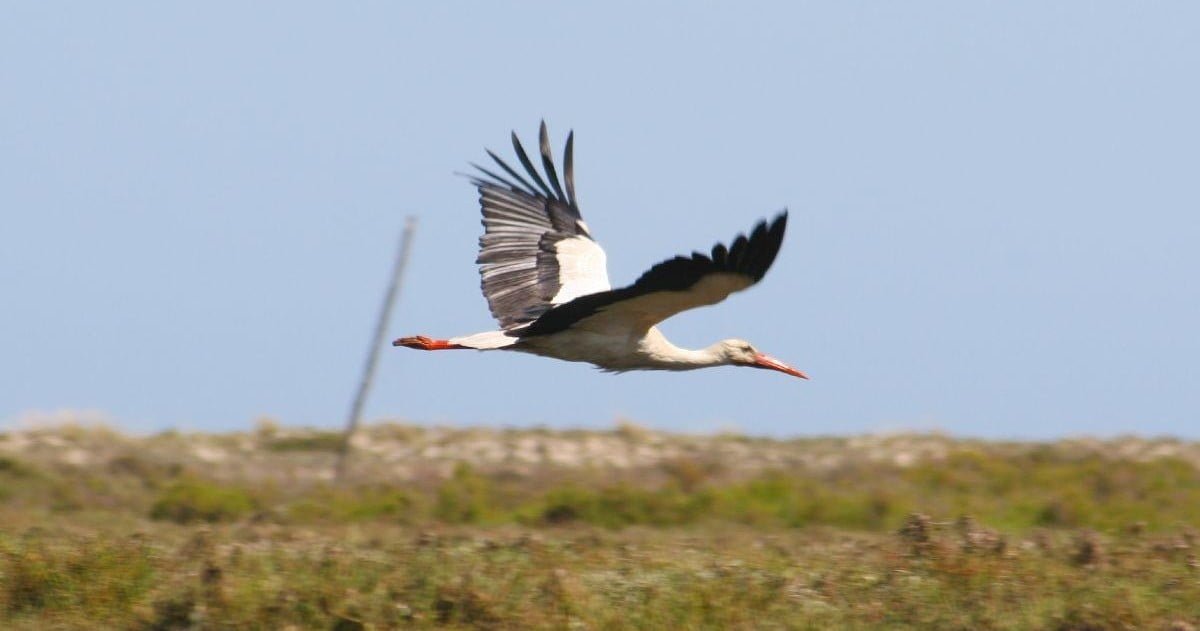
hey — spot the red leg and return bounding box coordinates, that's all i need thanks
[393,335,467,350]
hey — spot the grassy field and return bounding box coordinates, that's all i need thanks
[2,421,1199,629]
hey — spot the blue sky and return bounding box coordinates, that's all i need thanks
[3,3,1197,437]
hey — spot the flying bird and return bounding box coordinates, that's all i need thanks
[394,122,806,380]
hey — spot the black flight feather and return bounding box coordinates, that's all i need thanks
[523,211,788,336]
[469,162,525,193]
[564,132,577,209]
[539,121,568,203]
[511,132,555,199]
[485,149,541,195]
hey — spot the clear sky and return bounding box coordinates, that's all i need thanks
[3,3,1198,438]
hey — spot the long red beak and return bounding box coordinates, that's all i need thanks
[752,353,809,379]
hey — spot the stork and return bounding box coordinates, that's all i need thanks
[394,122,807,380]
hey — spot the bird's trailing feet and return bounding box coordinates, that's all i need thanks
[393,335,467,351]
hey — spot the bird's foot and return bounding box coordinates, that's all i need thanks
[393,335,466,350]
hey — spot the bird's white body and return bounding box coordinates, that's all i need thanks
[451,273,760,371]
[508,327,717,372]
[396,123,807,381]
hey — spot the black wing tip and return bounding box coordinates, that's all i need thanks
[771,209,788,234]
[538,121,568,202]
[744,210,787,237]
[510,130,553,196]
[755,210,787,236]
[537,120,576,146]
[717,211,789,282]
[749,210,788,281]
[471,122,580,210]
[754,210,789,239]
[563,130,577,209]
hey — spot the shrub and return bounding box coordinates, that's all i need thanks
[435,463,494,523]
[287,485,420,523]
[532,484,711,528]
[150,478,256,524]
[264,431,343,453]
[0,456,35,477]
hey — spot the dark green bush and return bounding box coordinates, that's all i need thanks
[435,463,494,523]
[530,484,711,528]
[287,484,420,523]
[0,456,36,477]
[263,432,343,452]
[150,478,256,523]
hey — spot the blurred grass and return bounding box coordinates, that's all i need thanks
[1,423,1199,628]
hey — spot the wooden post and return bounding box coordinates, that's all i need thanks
[335,217,417,480]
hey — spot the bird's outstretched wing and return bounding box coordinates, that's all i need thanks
[470,122,611,330]
[523,212,788,336]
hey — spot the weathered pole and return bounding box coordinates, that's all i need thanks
[335,216,417,480]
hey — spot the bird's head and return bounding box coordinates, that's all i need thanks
[715,339,808,380]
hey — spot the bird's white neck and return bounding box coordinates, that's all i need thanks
[637,328,728,371]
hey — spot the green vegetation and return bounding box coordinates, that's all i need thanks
[150,477,258,524]
[1,424,1199,628]
[262,431,344,453]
